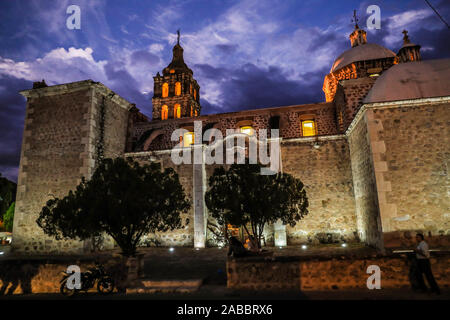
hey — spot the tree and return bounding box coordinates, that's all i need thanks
[4,202,15,232]
[205,163,309,248]
[37,158,191,257]
[0,173,17,222]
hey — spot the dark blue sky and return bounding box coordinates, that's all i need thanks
[0,0,449,181]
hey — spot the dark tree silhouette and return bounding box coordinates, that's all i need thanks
[37,158,190,257]
[205,163,309,248]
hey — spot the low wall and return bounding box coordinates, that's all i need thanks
[0,256,126,295]
[227,253,450,291]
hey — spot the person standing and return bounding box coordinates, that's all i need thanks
[414,233,441,294]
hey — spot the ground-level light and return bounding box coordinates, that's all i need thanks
[301,245,307,250]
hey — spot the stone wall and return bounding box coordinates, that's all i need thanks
[369,101,450,247]
[347,111,383,249]
[281,137,358,245]
[131,102,340,152]
[0,257,125,294]
[13,81,132,254]
[227,253,450,291]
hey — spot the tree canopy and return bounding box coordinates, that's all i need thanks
[3,202,15,232]
[0,173,16,222]
[205,163,309,248]
[36,158,191,256]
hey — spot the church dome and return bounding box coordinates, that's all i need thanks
[331,43,396,73]
[364,59,450,103]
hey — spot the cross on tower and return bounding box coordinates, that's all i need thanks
[352,10,359,28]
[177,29,181,45]
[402,30,410,44]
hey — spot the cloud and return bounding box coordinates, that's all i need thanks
[0,75,30,182]
[196,62,326,115]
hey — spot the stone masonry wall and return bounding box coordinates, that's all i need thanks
[12,88,92,254]
[13,81,132,254]
[281,137,358,245]
[347,112,383,249]
[227,253,450,291]
[370,102,450,248]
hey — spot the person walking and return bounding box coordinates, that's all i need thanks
[414,233,441,294]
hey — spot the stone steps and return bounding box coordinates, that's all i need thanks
[126,279,203,294]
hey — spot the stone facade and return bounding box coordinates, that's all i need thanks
[13,81,133,254]
[11,26,450,254]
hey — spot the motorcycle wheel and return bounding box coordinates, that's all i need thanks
[60,281,76,297]
[97,277,114,294]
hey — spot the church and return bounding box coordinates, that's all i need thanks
[12,22,450,254]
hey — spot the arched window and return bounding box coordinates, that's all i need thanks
[170,69,175,74]
[190,106,193,117]
[240,126,254,136]
[174,104,181,118]
[175,82,181,96]
[162,83,169,98]
[193,89,197,100]
[161,105,168,120]
[194,109,198,117]
[189,84,192,94]
[183,131,195,147]
[301,119,316,137]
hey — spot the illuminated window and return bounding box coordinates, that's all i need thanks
[190,106,193,117]
[174,104,181,118]
[189,84,192,94]
[301,120,316,137]
[170,69,175,74]
[240,126,254,136]
[175,82,181,96]
[194,109,198,117]
[183,132,195,147]
[162,83,169,98]
[161,105,168,120]
[193,89,197,100]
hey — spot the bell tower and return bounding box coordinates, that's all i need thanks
[152,30,201,120]
[397,30,421,63]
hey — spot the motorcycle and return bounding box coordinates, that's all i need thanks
[60,262,114,296]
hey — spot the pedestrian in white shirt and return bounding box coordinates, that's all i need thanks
[414,233,440,294]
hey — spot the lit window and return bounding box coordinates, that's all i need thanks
[175,82,181,96]
[183,132,194,147]
[194,109,198,117]
[161,105,168,120]
[240,126,254,136]
[190,106,193,117]
[189,84,192,94]
[162,83,169,98]
[174,104,181,118]
[302,120,316,137]
[194,89,197,100]
[170,69,175,74]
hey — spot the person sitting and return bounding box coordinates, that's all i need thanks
[227,236,249,258]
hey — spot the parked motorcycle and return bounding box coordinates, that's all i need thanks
[60,262,114,296]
